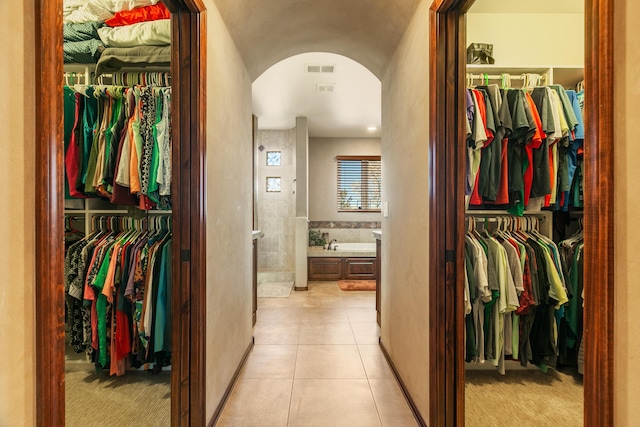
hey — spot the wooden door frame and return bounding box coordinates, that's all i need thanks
[34,1,207,425]
[428,0,614,426]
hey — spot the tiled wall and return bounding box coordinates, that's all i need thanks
[256,129,296,272]
[308,221,381,244]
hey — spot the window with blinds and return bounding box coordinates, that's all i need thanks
[336,156,381,212]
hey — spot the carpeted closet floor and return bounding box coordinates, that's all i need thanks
[465,368,583,426]
[65,361,170,426]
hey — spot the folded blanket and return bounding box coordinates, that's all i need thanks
[95,45,171,75]
[63,39,106,64]
[63,21,104,42]
[98,19,171,47]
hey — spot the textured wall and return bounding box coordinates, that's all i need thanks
[614,0,640,423]
[255,129,296,272]
[204,0,255,419]
[0,0,35,424]
[380,0,430,420]
[467,13,584,66]
[308,137,382,222]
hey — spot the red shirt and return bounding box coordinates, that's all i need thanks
[524,93,546,207]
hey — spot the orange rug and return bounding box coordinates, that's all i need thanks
[337,280,376,291]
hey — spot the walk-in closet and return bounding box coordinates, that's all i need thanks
[63,1,173,424]
[463,1,585,424]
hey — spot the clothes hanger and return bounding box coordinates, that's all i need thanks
[500,73,510,89]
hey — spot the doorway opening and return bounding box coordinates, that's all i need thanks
[35,1,207,425]
[428,0,614,425]
[251,51,382,300]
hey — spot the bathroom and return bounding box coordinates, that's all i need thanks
[253,52,382,291]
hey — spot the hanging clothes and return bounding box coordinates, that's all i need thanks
[64,216,172,375]
[63,83,173,211]
[465,78,585,214]
[464,215,569,374]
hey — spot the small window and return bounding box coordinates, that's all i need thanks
[266,177,281,192]
[337,156,381,212]
[266,151,281,166]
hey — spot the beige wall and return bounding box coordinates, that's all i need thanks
[467,13,584,66]
[309,137,382,222]
[204,0,254,419]
[380,0,430,420]
[0,0,35,425]
[615,0,640,423]
[255,129,296,272]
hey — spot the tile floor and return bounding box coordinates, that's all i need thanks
[217,281,418,427]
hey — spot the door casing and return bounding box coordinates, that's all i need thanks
[428,0,614,425]
[34,1,208,425]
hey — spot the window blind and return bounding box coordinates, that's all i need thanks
[336,156,381,212]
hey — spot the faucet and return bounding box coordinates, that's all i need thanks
[327,239,337,250]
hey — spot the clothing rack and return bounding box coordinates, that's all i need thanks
[64,71,92,86]
[96,71,171,87]
[89,213,172,233]
[466,211,553,239]
[464,209,569,373]
[466,72,548,88]
[64,213,173,375]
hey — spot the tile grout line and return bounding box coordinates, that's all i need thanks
[352,306,385,427]
[286,298,302,427]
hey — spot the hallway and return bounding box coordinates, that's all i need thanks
[217,281,417,426]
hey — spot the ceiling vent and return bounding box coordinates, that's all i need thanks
[316,83,335,93]
[305,64,335,73]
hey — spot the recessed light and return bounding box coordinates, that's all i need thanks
[367,126,378,132]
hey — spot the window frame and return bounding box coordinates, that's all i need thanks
[336,155,382,213]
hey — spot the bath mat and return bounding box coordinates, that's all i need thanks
[337,280,376,291]
[257,281,294,298]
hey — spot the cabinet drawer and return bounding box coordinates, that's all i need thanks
[343,257,376,280]
[308,257,343,280]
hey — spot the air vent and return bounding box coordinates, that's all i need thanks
[317,83,335,93]
[305,64,335,73]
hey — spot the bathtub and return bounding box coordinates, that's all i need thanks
[330,242,376,252]
[307,242,376,257]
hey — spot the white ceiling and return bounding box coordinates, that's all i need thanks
[252,52,381,138]
[469,0,583,13]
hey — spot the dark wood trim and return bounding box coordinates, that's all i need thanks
[429,1,464,426]
[428,2,454,425]
[207,339,255,427]
[584,0,614,425]
[35,0,65,425]
[35,1,207,426]
[335,155,382,161]
[379,341,426,427]
[375,237,382,326]
[429,0,615,426]
[167,2,208,425]
[252,239,258,325]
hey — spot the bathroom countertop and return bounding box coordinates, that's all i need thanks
[307,246,376,257]
[372,230,382,240]
[252,230,264,240]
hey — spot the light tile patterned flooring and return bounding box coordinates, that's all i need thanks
[217,281,418,427]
